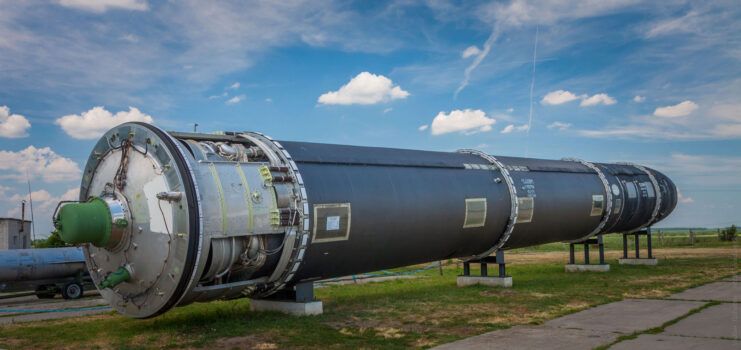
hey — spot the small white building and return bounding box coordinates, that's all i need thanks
[0,218,32,250]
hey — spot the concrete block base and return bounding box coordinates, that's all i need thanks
[457,276,512,288]
[619,258,658,266]
[565,264,610,272]
[249,298,323,316]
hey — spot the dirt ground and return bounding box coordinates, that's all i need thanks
[505,247,740,264]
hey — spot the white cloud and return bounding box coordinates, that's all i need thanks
[226,95,245,105]
[633,95,646,103]
[456,0,642,96]
[0,105,31,138]
[547,121,572,130]
[418,124,428,131]
[654,101,698,118]
[430,109,495,135]
[0,146,81,183]
[383,107,393,113]
[542,90,616,106]
[209,92,228,99]
[228,82,240,90]
[580,93,616,106]
[501,124,529,134]
[506,108,514,113]
[5,187,79,234]
[677,190,694,204]
[578,101,740,140]
[265,98,272,103]
[541,90,582,105]
[58,0,148,13]
[55,106,153,139]
[318,72,409,105]
[120,34,139,43]
[461,45,481,59]
[645,10,703,38]
[9,187,79,211]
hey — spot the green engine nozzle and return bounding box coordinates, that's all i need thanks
[99,267,131,289]
[55,198,112,247]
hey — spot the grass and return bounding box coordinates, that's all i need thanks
[0,248,738,349]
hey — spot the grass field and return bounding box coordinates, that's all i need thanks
[0,244,737,350]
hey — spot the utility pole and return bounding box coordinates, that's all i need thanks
[26,172,36,247]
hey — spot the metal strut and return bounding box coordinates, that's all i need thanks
[562,158,613,243]
[457,149,519,260]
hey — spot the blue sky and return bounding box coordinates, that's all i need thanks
[0,0,739,238]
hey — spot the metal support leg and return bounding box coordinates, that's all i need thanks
[647,228,653,259]
[623,234,628,259]
[295,282,314,302]
[481,263,488,277]
[463,262,470,276]
[598,235,605,265]
[584,243,590,264]
[496,251,506,277]
[635,234,640,258]
[569,244,575,264]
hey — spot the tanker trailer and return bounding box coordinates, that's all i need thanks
[0,247,88,299]
[53,122,677,318]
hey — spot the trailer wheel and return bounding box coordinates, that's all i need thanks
[62,282,83,299]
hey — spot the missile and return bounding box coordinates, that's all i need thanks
[54,123,677,318]
[0,247,85,283]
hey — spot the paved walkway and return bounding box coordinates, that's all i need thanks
[433,274,740,350]
[0,291,108,324]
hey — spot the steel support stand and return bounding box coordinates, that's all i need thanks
[619,228,658,265]
[250,281,323,316]
[565,235,610,272]
[458,251,512,287]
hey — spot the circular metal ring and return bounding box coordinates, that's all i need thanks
[562,158,613,242]
[457,149,519,260]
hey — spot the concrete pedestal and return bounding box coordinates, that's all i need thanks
[618,258,658,266]
[565,264,610,272]
[457,276,512,288]
[249,298,323,316]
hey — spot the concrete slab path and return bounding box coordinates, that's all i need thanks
[543,299,704,333]
[667,281,740,302]
[432,325,619,350]
[722,274,741,282]
[432,273,741,350]
[609,334,740,350]
[664,303,741,339]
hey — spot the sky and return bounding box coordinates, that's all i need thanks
[0,0,739,238]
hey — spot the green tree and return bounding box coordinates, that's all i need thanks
[36,230,70,248]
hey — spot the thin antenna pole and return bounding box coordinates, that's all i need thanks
[26,171,36,247]
[194,123,199,133]
[525,25,539,157]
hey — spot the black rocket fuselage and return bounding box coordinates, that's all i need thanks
[278,141,677,281]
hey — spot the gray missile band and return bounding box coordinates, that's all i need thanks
[246,132,311,296]
[562,158,613,243]
[622,163,663,233]
[457,149,519,260]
